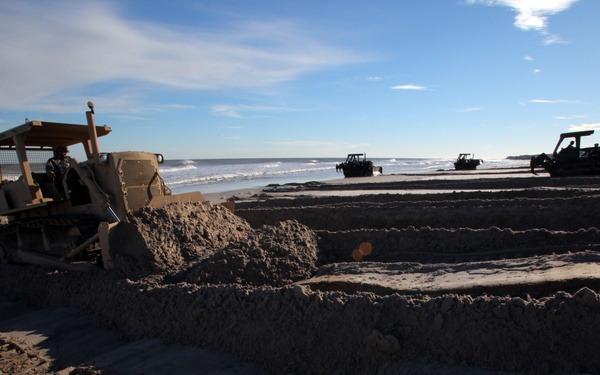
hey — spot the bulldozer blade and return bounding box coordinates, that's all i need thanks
[99,221,120,269]
[219,199,235,213]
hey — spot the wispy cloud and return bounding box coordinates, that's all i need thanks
[554,114,589,120]
[391,84,427,90]
[112,114,149,122]
[211,104,304,118]
[467,0,579,44]
[523,55,542,73]
[458,107,484,112]
[211,105,246,119]
[0,2,362,111]
[568,123,600,132]
[157,104,196,110]
[527,99,577,104]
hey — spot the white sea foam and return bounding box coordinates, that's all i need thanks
[160,157,527,194]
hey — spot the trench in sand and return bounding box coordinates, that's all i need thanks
[234,181,600,298]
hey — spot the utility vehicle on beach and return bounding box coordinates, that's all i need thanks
[335,153,382,177]
[454,153,482,170]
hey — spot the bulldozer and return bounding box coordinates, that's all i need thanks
[0,102,213,271]
[530,130,600,177]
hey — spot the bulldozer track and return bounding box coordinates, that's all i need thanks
[0,214,99,235]
[0,214,102,264]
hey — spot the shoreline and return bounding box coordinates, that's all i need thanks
[203,165,536,203]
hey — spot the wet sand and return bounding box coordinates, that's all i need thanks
[2,166,600,374]
[203,165,546,203]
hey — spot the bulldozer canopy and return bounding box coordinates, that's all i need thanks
[0,121,111,150]
[552,130,594,156]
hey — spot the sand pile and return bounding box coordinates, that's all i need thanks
[107,202,318,286]
[185,220,318,286]
[108,202,253,278]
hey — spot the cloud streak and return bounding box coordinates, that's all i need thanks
[211,104,305,118]
[0,1,362,110]
[458,107,484,113]
[391,84,427,90]
[527,99,580,104]
[568,123,600,132]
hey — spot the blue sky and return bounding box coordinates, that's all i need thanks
[0,0,597,160]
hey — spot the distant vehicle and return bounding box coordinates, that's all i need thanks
[335,153,382,177]
[454,153,482,170]
[530,130,600,177]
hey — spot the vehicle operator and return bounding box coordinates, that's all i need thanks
[46,145,70,198]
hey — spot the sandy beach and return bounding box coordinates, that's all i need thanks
[1,165,600,374]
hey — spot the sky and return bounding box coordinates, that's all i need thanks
[0,0,598,160]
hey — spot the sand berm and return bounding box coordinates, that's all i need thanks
[1,166,600,374]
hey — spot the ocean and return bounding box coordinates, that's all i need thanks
[160,157,529,195]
